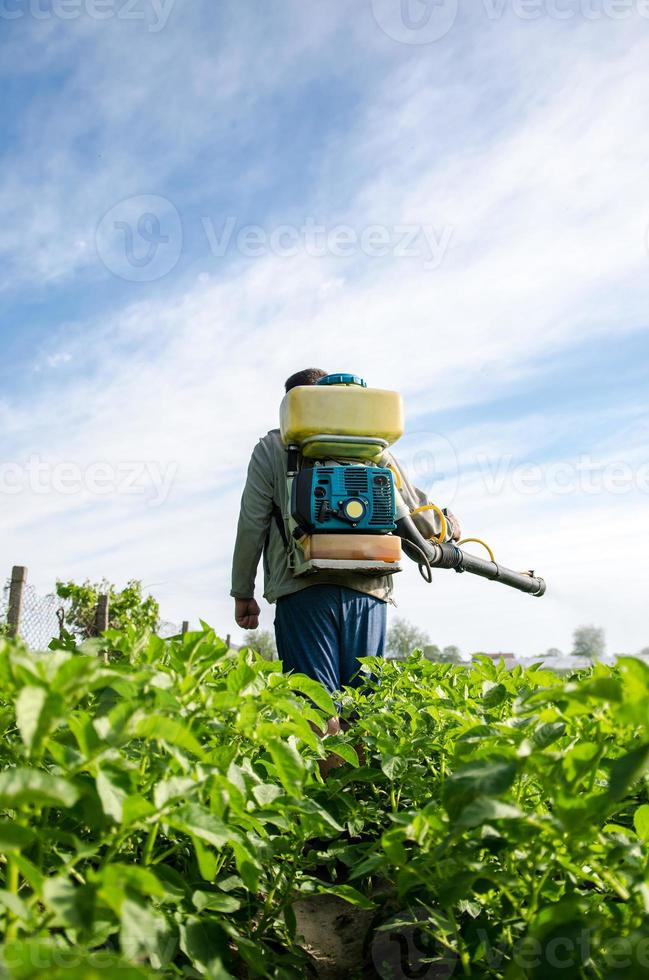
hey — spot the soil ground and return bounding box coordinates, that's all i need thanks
[292,894,375,978]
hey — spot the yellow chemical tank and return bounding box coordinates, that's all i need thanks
[280,383,404,460]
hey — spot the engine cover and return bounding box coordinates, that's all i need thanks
[291,464,397,533]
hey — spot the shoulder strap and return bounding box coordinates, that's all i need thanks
[270,502,289,548]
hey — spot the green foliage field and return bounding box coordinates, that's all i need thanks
[0,627,648,978]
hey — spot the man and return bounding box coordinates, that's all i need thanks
[231,368,461,695]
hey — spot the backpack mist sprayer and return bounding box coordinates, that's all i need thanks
[279,374,546,598]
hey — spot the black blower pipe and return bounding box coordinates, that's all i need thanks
[395,516,546,598]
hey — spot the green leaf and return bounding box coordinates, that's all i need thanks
[481,682,508,708]
[634,804,649,841]
[232,841,260,893]
[606,743,649,806]
[456,796,523,827]
[226,662,257,695]
[153,776,198,809]
[96,767,130,822]
[315,883,376,910]
[325,737,360,767]
[444,760,519,818]
[133,714,205,759]
[251,783,284,806]
[2,941,154,979]
[179,917,234,978]
[167,803,237,848]
[0,819,35,851]
[122,794,155,825]
[97,864,165,912]
[0,888,30,921]
[0,768,79,809]
[11,853,45,894]
[15,686,58,755]
[257,718,321,752]
[381,828,407,865]
[532,721,566,748]
[42,877,95,930]
[192,890,241,913]
[267,738,305,794]
[288,675,336,715]
[298,798,345,833]
[381,754,407,780]
[68,712,102,758]
[192,835,218,881]
[119,896,176,970]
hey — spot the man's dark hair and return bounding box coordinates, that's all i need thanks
[285,368,328,393]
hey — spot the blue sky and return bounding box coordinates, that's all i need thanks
[2,1,649,655]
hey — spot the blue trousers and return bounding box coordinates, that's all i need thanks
[274,585,387,695]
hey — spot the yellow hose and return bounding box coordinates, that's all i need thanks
[458,538,496,563]
[409,503,497,562]
[410,504,447,544]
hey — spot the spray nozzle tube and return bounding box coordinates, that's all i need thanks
[395,515,546,598]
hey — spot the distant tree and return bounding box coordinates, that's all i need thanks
[423,644,441,662]
[440,645,463,664]
[56,578,159,640]
[572,625,605,660]
[246,629,277,661]
[544,647,562,658]
[427,645,463,663]
[387,617,430,660]
[638,647,649,658]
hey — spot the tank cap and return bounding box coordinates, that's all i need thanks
[316,373,367,388]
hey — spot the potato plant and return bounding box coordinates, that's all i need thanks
[0,628,648,978]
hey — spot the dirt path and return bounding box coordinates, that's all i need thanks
[292,894,375,978]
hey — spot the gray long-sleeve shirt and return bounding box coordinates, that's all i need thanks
[230,429,444,605]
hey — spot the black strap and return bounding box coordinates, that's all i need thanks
[270,502,289,548]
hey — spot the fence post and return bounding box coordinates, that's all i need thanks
[181,620,189,635]
[225,633,231,650]
[94,594,109,636]
[7,565,28,639]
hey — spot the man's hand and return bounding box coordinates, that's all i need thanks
[234,597,261,630]
[446,510,462,542]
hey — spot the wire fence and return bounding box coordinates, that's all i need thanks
[0,565,202,652]
[0,580,68,651]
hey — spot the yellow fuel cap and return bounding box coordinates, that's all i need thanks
[343,499,365,521]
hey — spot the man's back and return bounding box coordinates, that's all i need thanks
[230,429,394,606]
[230,367,458,700]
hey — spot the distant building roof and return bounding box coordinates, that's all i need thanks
[516,655,594,670]
[474,652,516,661]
